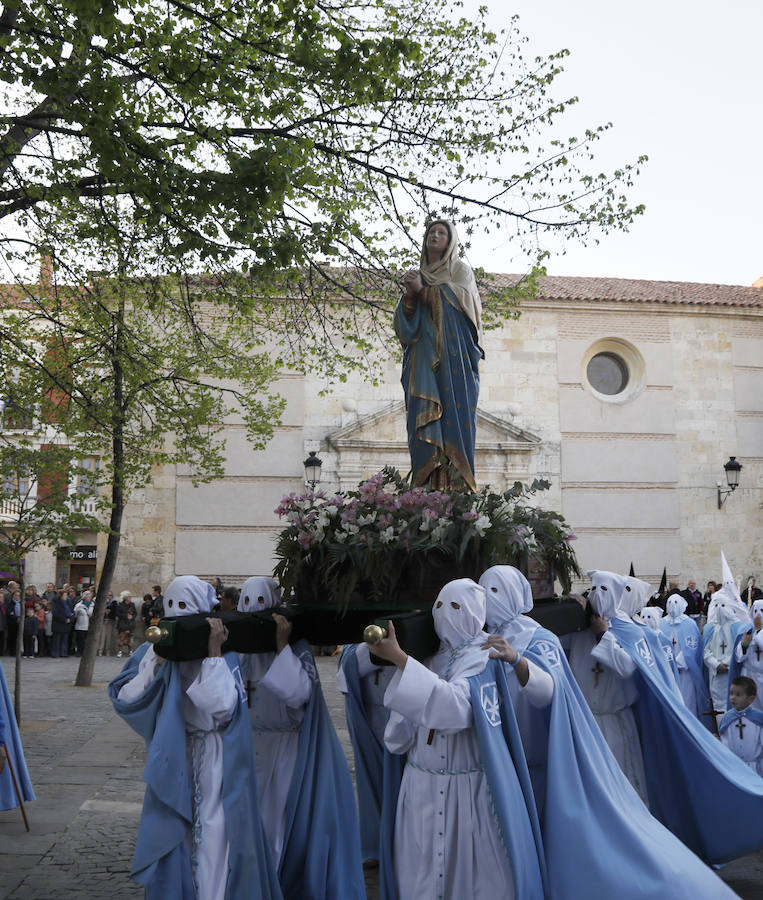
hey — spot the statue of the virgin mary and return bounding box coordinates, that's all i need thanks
[394,220,483,491]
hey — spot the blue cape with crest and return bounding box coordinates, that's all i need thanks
[394,285,482,490]
[277,641,365,900]
[607,615,763,863]
[514,627,736,898]
[378,658,547,900]
[108,643,282,899]
[659,616,713,729]
[337,644,384,862]
[0,663,35,810]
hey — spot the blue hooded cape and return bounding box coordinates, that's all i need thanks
[277,641,365,900]
[108,643,282,899]
[659,616,713,729]
[378,658,547,900]
[719,705,763,735]
[518,628,737,898]
[338,644,384,862]
[0,663,35,810]
[608,616,763,863]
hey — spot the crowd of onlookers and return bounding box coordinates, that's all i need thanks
[0,581,167,659]
[647,576,762,623]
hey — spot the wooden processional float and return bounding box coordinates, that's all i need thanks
[145,594,588,663]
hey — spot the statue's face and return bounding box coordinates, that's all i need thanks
[425,223,450,259]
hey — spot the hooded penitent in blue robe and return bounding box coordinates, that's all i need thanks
[589,570,763,864]
[337,643,387,863]
[0,663,34,810]
[276,640,366,900]
[379,579,546,900]
[727,602,763,710]
[480,565,736,900]
[109,643,282,899]
[659,599,712,729]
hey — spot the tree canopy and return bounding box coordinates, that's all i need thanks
[1,0,645,280]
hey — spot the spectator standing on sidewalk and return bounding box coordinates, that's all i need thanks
[115,590,137,658]
[149,584,164,620]
[97,590,117,656]
[51,590,73,658]
[73,591,94,656]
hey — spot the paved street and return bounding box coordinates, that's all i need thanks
[1,653,761,899]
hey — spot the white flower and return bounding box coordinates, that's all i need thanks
[357,513,377,526]
[474,515,492,537]
[325,505,338,517]
[335,530,348,543]
[379,526,395,544]
[344,524,360,535]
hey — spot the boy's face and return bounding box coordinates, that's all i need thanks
[729,684,755,711]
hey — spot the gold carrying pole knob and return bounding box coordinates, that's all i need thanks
[145,625,170,644]
[363,623,388,646]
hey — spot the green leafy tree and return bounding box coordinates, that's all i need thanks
[0,425,102,718]
[1,199,284,686]
[1,0,646,374]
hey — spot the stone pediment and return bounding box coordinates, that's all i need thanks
[325,401,540,491]
[327,401,539,450]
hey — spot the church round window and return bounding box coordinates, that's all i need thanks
[586,352,629,395]
[581,338,645,404]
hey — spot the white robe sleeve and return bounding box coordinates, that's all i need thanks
[521,658,554,707]
[383,657,472,733]
[591,631,637,678]
[185,658,238,728]
[258,644,312,708]
[117,645,164,703]
[384,710,417,755]
[337,643,382,694]
[703,642,720,673]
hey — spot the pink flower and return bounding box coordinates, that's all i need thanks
[297,530,315,550]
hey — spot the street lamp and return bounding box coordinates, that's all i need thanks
[717,456,742,509]
[303,451,323,489]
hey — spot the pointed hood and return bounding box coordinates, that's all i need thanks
[163,576,216,617]
[238,576,281,612]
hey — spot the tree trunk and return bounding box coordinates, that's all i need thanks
[75,305,126,687]
[13,562,24,723]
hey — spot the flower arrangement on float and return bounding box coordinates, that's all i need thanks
[273,466,580,611]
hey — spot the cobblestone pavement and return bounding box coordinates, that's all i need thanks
[1,653,761,899]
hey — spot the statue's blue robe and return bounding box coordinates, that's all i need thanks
[108,643,282,899]
[338,644,384,862]
[608,616,763,863]
[0,663,34,810]
[394,285,482,489]
[520,629,735,898]
[379,659,547,900]
[277,641,366,900]
[659,616,713,729]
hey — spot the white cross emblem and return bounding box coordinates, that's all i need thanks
[685,635,698,650]
[634,638,654,666]
[662,645,674,664]
[480,682,501,727]
[535,640,561,668]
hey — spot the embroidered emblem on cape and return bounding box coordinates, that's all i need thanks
[299,651,318,683]
[634,637,654,666]
[535,640,561,667]
[231,665,248,704]
[480,682,501,727]
[685,634,699,650]
[662,645,674,663]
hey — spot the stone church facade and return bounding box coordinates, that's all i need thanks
[19,274,763,595]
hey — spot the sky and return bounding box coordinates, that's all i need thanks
[462,0,763,287]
